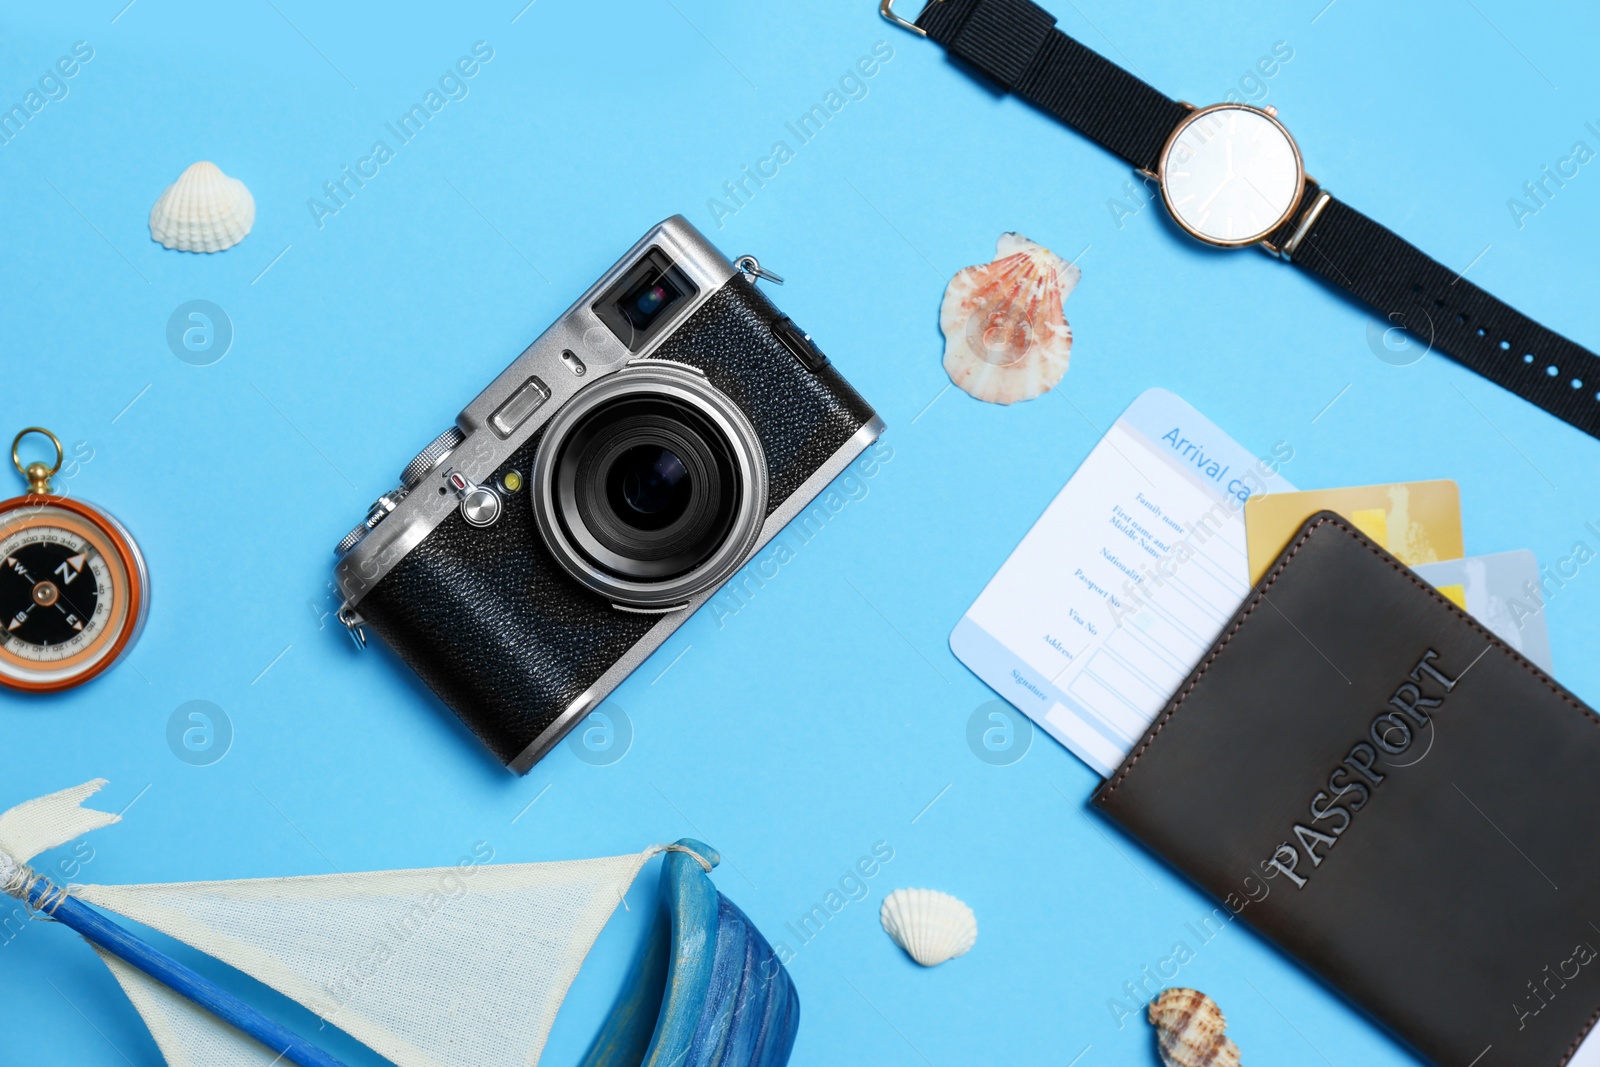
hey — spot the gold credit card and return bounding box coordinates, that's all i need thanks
[1244,480,1464,583]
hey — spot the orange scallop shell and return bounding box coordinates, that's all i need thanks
[940,233,1080,405]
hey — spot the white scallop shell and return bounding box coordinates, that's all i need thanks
[940,232,1079,405]
[879,888,977,967]
[1149,988,1242,1067]
[149,161,255,253]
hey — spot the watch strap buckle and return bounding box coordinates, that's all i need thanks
[879,0,930,35]
[1265,188,1333,262]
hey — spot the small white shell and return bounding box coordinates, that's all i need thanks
[149,161,255,253]
[1149,988,1242,1067]
[940,232,1079,405]
[879,888,977,967]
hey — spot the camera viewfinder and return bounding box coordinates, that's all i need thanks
[594,248,700,352]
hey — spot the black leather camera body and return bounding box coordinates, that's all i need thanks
[333,217,883,772]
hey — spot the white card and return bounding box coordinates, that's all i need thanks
[1411,551,1555,674]
[950,389,1296,776]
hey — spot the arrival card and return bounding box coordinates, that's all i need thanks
[950,388,1296,776]
[1243,480,1464,584]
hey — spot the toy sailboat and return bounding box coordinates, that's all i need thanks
[0,781,798,1066]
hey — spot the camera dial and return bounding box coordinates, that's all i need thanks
[335,488,408,556]
[401,426,466,489]
[532,361,767,610]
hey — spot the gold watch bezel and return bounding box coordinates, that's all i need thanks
[1153,102,1307,250]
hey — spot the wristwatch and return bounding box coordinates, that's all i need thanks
[882,0,1600,441]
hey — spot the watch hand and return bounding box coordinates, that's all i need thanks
[1197,177,1232,215]
[1237,172,1275,210]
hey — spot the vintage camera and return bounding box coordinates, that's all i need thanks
[333,217,883,772]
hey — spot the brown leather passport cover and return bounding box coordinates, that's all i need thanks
[1093,511,1600,1066]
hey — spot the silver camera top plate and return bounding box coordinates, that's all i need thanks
[334,215,738,608]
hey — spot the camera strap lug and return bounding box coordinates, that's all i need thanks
[734,255,784,286]
[337,605,367,651]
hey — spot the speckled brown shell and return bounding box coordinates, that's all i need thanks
[1149,988,1242,1067]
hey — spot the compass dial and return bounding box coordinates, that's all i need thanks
[0,498,146,691]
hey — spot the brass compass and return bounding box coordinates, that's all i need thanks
[0,428,149,692]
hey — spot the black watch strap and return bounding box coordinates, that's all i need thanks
[912,0,1600,441]
[1289,195,1600,439]
[915,0,1188,171]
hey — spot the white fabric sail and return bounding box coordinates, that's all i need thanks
[74,850,657,1067]
[0,779,120,864]
[93,947,285,1066]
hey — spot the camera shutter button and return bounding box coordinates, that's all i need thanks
[450,471,503,529]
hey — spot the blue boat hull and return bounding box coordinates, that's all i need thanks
[580,840,799,1067]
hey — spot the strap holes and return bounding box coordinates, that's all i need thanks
[1475,327,1487,338]
[1433,299,1445,308]
[1523,354,1536,364]
[1455,313,1468,326]
[1546,365,1560,377]
[1571,379,1584,390]
[1498,340,1511,351]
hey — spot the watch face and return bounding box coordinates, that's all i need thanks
[1159,104,1304,247]
[0,498,146,691]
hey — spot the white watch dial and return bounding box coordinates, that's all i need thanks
[1160,105,1303,247]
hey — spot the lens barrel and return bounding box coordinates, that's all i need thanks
[531,362,767,610]
[556,396,738,581]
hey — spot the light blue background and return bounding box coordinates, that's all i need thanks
[2,1,1598,1064]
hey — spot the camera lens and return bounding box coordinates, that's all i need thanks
[532,363,768,609]
[614,445,690,525]
[552,396,740,582]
